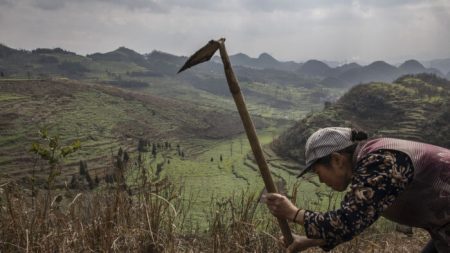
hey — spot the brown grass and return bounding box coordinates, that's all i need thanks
[0,177,430,253]
[0,145,430,252]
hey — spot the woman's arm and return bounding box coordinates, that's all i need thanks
[266,150,414,251]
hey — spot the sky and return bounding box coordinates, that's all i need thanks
[0,0,449,64]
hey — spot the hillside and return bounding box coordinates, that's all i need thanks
[0,79,268,183]
[272,74,450,165]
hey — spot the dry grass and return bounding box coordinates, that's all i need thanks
[0,148,430,253]
[0,177,430,253]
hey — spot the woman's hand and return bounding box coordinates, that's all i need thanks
[263,193,298,221]
[280,234,326,253]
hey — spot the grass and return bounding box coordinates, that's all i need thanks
[0,93,27,101]
[0,161,430,252]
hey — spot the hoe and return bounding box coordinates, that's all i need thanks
[178,38,294,246]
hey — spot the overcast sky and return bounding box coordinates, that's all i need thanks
[1,0,449,64]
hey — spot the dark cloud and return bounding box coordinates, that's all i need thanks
[360,0,424,7]
[240,0,347,12]
[32,0,66,10]
[0,0,15,6]
[100,0,166,12]
[26,0,227,12]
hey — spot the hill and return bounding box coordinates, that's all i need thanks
[298,59,332,78]
[87,47,149,67]
[0,79,268,183]
[426,58,450,74]
[1,43,447,91]
[272,74,450,165]
[213,52,302,72]
[399,59,426,74]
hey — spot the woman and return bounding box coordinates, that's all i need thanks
[265,127,449,252]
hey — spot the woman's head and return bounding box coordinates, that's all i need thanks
[300,127,368,191]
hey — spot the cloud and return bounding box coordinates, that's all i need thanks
[32,0,66,10]
[26,0,230,12]
[0,0,449,63]
[0,0,14,6]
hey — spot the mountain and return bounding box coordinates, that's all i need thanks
[326,60,443,88]
[0,43,21,57]
[362,61,399,81]
[145,50,187,75]
[272,73,450,165]
[0,44,92,78]
[427,58,450,75]
[319,63,362,87]
[297,60,332,78]
[0,43,447,89]
[87,47,148,67]
[331,63,362,75]
[215,53,302,72]
[398,59,426,74]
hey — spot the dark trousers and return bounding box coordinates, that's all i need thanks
[421,240,438,253]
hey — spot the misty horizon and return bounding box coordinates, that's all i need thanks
[2,41,450,68]
[1,0,449,65]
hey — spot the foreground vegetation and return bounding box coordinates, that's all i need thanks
[0,166,430,252]
[0,126,431,252]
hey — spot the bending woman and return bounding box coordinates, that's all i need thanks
[265,127,449,252]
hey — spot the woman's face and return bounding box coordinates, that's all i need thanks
[312,153,352,192]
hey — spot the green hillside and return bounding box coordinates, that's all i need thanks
[272,73,450,165]
[0,79,271,183]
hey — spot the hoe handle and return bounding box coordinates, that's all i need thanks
[218,40,295,247]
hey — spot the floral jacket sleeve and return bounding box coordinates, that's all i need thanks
[303,149,414,251]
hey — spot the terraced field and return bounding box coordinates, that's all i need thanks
[0,76,355,229]
[0,79,267,185]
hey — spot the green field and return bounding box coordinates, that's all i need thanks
[0,76,345,229]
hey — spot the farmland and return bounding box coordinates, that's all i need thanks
[1,45,444,251]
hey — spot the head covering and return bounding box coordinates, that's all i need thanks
[297,127,354,178]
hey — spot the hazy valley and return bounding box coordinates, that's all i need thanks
[1,43,449,252]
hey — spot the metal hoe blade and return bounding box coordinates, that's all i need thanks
[177,39,223,73]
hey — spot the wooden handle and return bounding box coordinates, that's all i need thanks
[218,41,294,247]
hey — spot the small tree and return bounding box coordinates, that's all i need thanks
[138,139,145,152]
[30,128,81,188]
[123,151,129,163]
[152,144,157,157]
[85,170,94,189]
[79,160,87,175]
[30,128,80,218]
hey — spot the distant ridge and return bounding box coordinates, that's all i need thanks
[0,43,448,88]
